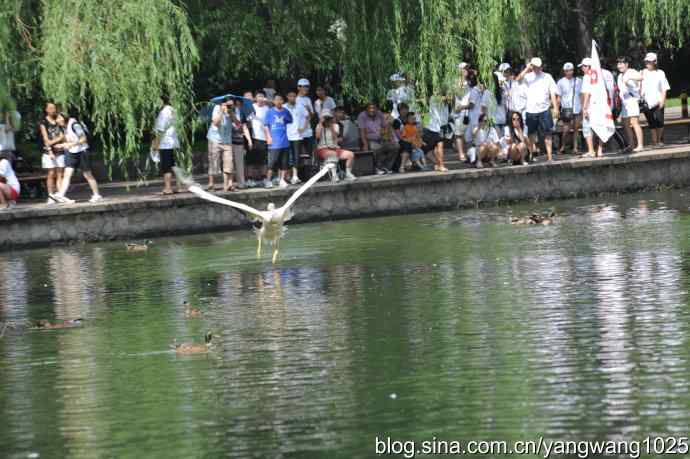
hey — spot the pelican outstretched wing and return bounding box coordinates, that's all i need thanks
[279,162,335,217]
[173,167,268,221]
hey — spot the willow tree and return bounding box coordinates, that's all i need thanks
[38,0,198,173]
[1,0,689,173]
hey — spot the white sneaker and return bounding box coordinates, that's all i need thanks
[264,179,273,189]
[330,171,340,182]
[8,201,16,209]
[89,194,103,203]
[345,171,357,181]
[278,179,289,189]
[290,175,301,185]
[375,168,386,175]
[51,193,74,204]
[46,198,55,205]
[58,194,76,204]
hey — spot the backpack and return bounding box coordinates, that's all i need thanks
[68,119,90,144]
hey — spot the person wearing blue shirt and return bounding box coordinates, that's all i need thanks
[263,94,293,189]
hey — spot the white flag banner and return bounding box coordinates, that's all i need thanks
[583,40,615,142]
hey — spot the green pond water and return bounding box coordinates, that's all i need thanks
[2,189,690,458]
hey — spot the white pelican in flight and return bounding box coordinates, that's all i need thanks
[174,162,336,263]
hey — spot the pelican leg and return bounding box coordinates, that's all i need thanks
[272,238,280,264]
[257,236,262,258]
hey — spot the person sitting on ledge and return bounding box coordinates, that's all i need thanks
[315,111,356,182]
[472,114,500,168]
[399,111,427,171]
[504,111,529,165]
[0,152,20,210]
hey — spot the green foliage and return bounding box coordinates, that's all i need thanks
[39,0,198,176]
[186,0,341,98]
[0,0,689,173]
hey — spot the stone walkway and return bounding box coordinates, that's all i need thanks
[7,119,690,213]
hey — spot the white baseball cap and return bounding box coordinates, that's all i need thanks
[297,78,310,86]
[498,63,511,72]
[494,71,506,83]
[459,62,468,70]
[563,62,574,71]
[530,57,543,67]
[578,57,592,67]
[644,52,658,62]
[389,73,405,82]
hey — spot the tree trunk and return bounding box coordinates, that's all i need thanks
[575,0,593,58]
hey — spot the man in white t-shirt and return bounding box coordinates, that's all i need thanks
[616,56,644,152]
[640,52,671,146]
[247,92,269,180]
[296,78,316,160]
[285,91,308,184]
[458,74,482,147]
[451,62,471,160]
[556,63,583,153]
[517,57,559,161]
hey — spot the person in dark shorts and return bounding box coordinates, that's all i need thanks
[50,112,102,204]
[640,52,671,146]
[247,91,269,185]
[153,95,181,195]
[516,57,559,161]
[263,94,293,189]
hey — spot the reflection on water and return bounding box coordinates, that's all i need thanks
[1,189,690,458]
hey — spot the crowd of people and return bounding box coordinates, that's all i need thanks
[0,51,672,209]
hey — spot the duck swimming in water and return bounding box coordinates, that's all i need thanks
[33,318,83,330]
[126,240,153,252]
[174,331,213,355]
[184,301,202,318]
[510,211,556,226]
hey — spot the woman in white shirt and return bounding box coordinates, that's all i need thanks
[616,56,644,152]
[0,153,20,209]
[504,111,529,165]
[641,53,671,146]
[472,114,500,168]
[154,95,181,194]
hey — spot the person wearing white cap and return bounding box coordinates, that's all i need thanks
[451,62,472,161]
[450,62,472,161]
[556,62,583,154]
[387,72,415,119]
[616,56,644,152]
[641,52,670,146]
[296,78,316,162]
[516,57,559,161]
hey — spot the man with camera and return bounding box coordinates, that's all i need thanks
[516,57,560,162]
[207,98,236,191]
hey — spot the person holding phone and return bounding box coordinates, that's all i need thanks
[516,57,559,162]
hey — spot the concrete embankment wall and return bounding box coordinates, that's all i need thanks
[2,148,690,250]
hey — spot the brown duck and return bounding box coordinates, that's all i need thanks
[511,211,556,226]
[33,318,83,330]
[174,331,213,355]
[184,301,202,318]
[126,240,153,252]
